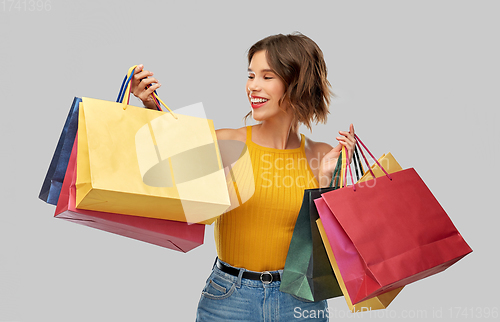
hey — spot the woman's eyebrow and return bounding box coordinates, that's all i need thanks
[247,68,275,73]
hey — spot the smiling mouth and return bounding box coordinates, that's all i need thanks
[250,97,269,108]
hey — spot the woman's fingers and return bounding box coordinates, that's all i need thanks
[338,130,355,140]
[132,65,147,83]
[140,83,161,101]
[140,79,161,97]
[134,76,159,95]
[133,70,152,82]
[132,71,154,92]
[139,76,159,88]
[336,135,355,149]
[134,64,143,75]
[131,66,161,99]
[126,65,161,110]
[337,124,356,161]
[339,125,356,146]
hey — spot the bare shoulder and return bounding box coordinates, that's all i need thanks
[215,126,247,142]
[304,136,334,158]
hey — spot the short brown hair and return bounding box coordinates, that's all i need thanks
[245,32,332,131]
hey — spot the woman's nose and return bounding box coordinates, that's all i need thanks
[247,81,261,92]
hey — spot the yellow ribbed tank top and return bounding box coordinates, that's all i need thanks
[214,126,319,272]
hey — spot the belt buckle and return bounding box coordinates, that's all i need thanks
[260,271,273,284]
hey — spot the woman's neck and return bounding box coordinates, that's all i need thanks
[253,116,300,150]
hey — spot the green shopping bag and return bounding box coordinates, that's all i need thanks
[280,149,358,301]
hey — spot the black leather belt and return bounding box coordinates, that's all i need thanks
[216,259,281,284]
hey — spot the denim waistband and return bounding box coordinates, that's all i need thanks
[212,258,284,288]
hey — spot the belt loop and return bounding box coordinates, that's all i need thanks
[212,257,218,270]
[236,267,245,288]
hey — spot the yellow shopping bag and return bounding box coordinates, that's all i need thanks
[75,67,231,224]
[317,218,403,312]
[357,152,402,183]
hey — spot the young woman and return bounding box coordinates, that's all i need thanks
[131,33,355,321]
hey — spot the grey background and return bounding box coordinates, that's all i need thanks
[1,0,498,321]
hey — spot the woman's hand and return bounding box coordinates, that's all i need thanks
[130,64,161,110]
[318,124,356,187]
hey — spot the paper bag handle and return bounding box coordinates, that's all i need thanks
[329,145,365,189]
[116,65,177,119]
[343,145,357,191]
[328,150,343,188]
[352,144,365,181]
[340,134,393,192]
[354,134,392,180]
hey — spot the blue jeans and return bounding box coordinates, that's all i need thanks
[196,258,329,321]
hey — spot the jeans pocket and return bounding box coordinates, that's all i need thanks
[201,275,236,300]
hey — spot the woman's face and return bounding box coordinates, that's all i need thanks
[246,50,287,122]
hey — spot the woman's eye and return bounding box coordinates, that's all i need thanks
[264,76,273,80]
[248,75,254,79]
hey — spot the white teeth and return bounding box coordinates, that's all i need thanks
[251,98,268,103]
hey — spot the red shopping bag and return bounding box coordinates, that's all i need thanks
[317,134,472,304]
[55,134,205,252]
